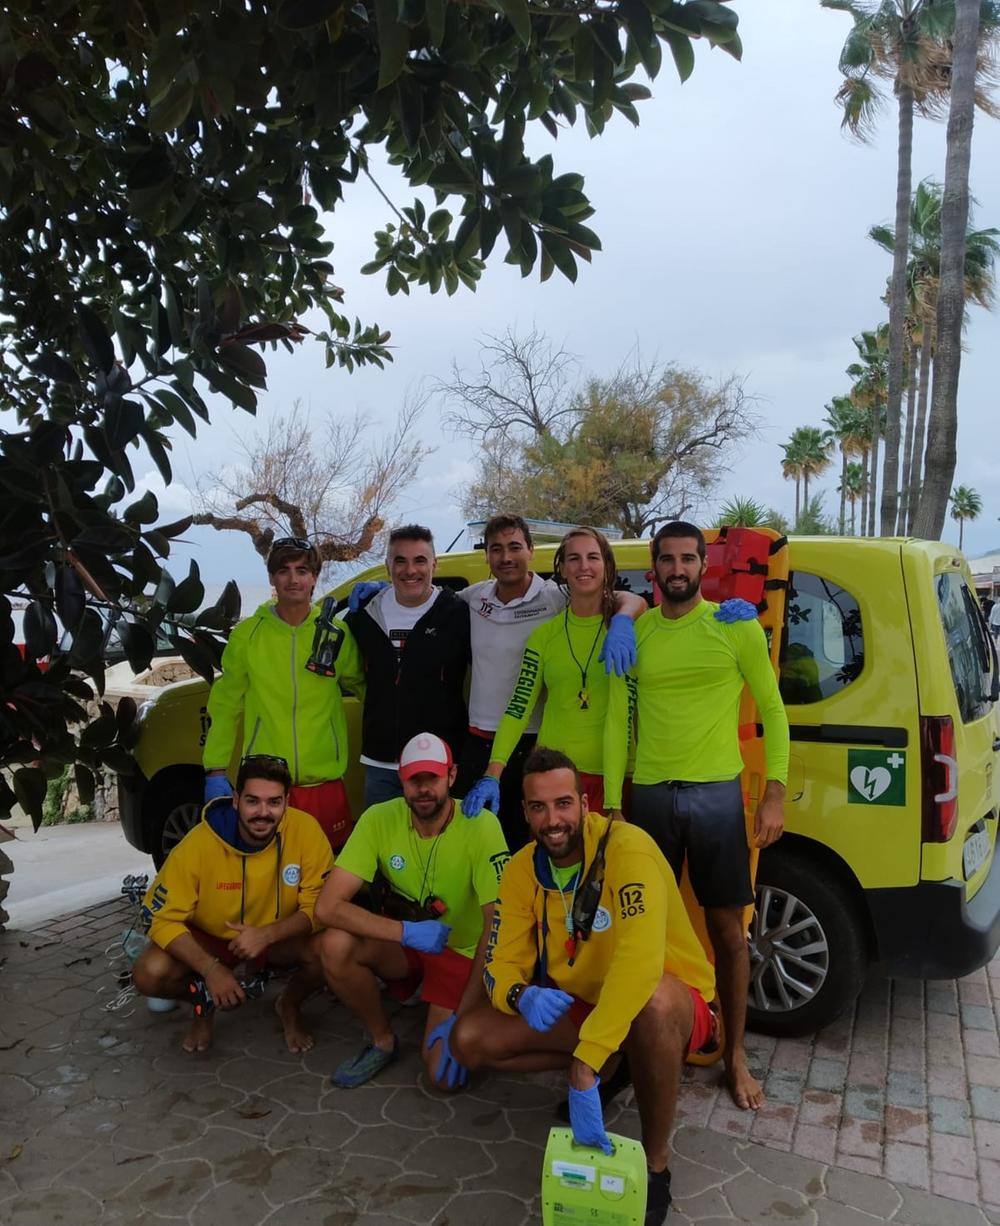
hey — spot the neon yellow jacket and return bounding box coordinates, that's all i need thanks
[143,800,333,949]
[203,601,365,785]
[483,812,715,1072]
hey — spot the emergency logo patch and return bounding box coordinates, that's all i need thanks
[282,863,301,886]
[618,882,646,919]
[389,854,406,871]
[490,851,511,880]
[847,749,906,806]
[592,905,612,932]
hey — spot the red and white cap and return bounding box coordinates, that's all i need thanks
[398,732,453,780]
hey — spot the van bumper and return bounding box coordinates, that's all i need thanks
[117,770,151,855]
[868,847,1000,979]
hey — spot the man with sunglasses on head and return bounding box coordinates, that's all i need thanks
[134,754,332,1054]
[203,536,364,852]
[314,732,509,1090]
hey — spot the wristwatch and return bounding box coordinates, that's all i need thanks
[506,982,526,1012]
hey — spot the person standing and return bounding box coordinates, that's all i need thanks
[989,596,1000,645]
[604,521,789,1112]
[343,525,471,810]
[203,537,363,851]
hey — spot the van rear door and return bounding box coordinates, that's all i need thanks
[904,545,1000,893]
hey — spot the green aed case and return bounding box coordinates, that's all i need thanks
[541,1128,648,1225]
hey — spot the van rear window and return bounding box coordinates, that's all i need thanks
[935,572,992,724]
[779,571,864,704]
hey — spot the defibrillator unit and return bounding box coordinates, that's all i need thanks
[541,1127,647,1226]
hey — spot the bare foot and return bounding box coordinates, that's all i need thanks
[275,993,314,1054]
[181,1012,214,1053]
[725,1059,764,1110]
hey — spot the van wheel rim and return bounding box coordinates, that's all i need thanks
[162,802,201,857]
[749,884,830,1013]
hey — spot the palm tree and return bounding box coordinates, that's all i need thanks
[823,0,1000,539]
[781,435,806,525]
[716,496,771,528]
[871,179,999,531]
[847,325,889,535]
[825,394,869,533]
[950,483,982,549]
[839,461,866,534]
[798,425,835,509]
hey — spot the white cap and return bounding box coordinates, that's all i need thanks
[398,732,454,780]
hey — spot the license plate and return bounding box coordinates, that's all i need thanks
[964,829,992,879]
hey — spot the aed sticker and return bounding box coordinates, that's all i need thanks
[552,1160,595,1187]
[592,906,612,932]
[847,749,906,806]
[389,854,406,871]
[600,1174,626,1196]
[282,864,301,886]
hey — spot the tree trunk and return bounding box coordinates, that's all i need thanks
[850,498,856,535]
[804,470,811,512]
[896,342,918,533]
[794,477,801,526]
[880,82,914,535]
[839,451,847,535]
[867,419,879,537]
[913,0,979,540]
[959,518,965,550]
[907,330,934,532]
[860,447,869,537]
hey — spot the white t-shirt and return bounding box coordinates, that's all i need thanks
[459,574,566,733]
[360,586,441,770]
[989,601,1000,632]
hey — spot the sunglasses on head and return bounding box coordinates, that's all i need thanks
[269,537,312,552]
[240,753,289,770]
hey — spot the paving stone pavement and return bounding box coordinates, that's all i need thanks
[0,895,997,1225]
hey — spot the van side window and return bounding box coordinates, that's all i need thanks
[779,571,864,704]
[936,572,992,724]
[616,569,655,606]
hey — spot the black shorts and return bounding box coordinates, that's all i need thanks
[631,778,753,909]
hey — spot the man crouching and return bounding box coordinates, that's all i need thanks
[451,747,717,1226]
[133,754,332,1053]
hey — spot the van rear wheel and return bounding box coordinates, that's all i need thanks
[747,850,867,1037]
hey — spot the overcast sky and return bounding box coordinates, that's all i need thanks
[146,0,1000,591]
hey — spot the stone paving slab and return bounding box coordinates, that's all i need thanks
[0,896,995,1225]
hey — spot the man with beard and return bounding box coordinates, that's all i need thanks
[315,732,508,1089]
[134,755,332,1054]
[451,747,715,1226]
[603,521,789,1113]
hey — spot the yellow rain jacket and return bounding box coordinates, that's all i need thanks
[484,812,714,1072]
[143,799,333,949]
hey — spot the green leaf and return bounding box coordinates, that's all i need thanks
[171,633,218,685]
[104,399,144,450]
[169,560,205,615]
[218,343,268,389]
[13,767,47,828]
[375,0,410,87]
[123,490,159,525]
[278,0,343,27]
[23,600,57,659]
[664,29,695,83]
[499,0,532,45]
[74,763,96,806]
[31,352,80,384]
[203,363,258,413]
[77,303,115,373]
[425,0,446,44]
[149,79,194,133]
[118,621,156,672]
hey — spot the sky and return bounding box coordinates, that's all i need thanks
[139,0,1000,594]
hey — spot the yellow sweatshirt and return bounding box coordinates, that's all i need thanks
[483,812,714,1072]
[143,799,333,949]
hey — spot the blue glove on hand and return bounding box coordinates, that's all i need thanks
[204,774,232,803]
[598,613,637,676]
[714,597,758,623]
[426,1014,468,1089]
[401,920,451,955]
[517,986,574,1032]
[461,776,501,818]
[347,580,389,613]
[568,1080,613,1154]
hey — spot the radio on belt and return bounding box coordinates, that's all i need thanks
[541,1127,647,1226]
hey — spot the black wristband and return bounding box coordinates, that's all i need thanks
[506,982,526,1013]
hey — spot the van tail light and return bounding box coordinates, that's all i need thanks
[921,715,958,842]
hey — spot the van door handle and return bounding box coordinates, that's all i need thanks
[993,737,1000,752]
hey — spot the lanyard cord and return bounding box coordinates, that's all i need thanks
[549,861,581,934]
[410,808,452,901]
[563,607,603,710]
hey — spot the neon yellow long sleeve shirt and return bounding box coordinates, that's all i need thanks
[490,611,609,775]
[603,602,789,809]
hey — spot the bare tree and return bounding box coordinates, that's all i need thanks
[439,327,579,442]
[193,398,432,577]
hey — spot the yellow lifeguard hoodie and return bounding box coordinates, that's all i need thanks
[483,811,715,1072]
[143,798,333,949]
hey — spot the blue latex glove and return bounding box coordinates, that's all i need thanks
[347,580,389,613]
[598,613,637,676]
[204,774,232,803]
[517,986,574,1032]
[461,775,501,818]
[401,919,451,955]
[568,1080,613,1154]
[426,1014,468,1088]
[714,597,758,623]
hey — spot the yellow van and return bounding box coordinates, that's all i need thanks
[118,535,1000,1035]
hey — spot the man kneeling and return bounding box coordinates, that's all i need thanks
[314,733,509,1090]
[133,754,332,1053]
[451,747,716,1225]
